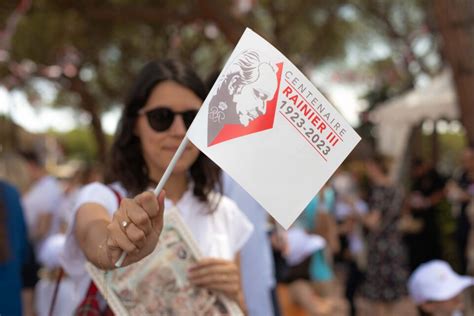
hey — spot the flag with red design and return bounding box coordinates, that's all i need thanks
[187,29,361,229]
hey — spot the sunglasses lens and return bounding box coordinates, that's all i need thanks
[146,108,174,132]
[182,110,198,129]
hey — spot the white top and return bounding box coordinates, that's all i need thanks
[22,175,63,254]
[61,182,253,309]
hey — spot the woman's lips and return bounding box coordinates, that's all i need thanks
[162,145,192,151]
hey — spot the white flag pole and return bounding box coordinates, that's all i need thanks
[115,136,190,267]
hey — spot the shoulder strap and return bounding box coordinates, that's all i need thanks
[108,187,122,205]
[48,268,64,316]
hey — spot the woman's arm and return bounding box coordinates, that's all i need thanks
[75,203,115,269]
[362,209,381,231]
[33,213,53,240]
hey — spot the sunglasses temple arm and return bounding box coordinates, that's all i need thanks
[114,137,190,268]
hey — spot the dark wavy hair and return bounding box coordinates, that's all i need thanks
[104,59,221,206]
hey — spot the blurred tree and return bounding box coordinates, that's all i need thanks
[349,0,442,85]
[6,0,469,163]
[49,127,112,162]
[348,0,474,147]
[1,0,356,162]
[433,0,474,146]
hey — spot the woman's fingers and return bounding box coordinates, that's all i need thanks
[105,236,121,264]
[123,197,152,235]
[188,260,237,278]
[105,190,166,266]
[125,223,146,249]
[153,191,165,231]
[134,191,159,220]
[107,220,138,254]
[192,280,240,295]
[188,272,239,286]
[188,258,240,298]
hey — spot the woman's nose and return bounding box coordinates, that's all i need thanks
[169,114,187,135]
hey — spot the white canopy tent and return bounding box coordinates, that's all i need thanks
[369,70,459,178]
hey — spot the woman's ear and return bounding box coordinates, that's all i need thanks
[133,119,140,137]
[227,75,239,95]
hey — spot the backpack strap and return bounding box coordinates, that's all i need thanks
[48,268,64,316]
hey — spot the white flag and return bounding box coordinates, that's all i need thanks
[187,28,361,229]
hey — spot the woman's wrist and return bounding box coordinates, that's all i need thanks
[236,290,248,315]
[81,218,115,270]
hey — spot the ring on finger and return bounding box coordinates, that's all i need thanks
[121,220,129,229]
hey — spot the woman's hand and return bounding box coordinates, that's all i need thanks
[188,258,242,303]
[364,210,381,231]
[105,190,165,266]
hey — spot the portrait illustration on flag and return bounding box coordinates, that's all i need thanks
[207,49,283,147]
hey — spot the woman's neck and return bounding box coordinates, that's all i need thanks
[150,171,188,204]
[374,173,392,187]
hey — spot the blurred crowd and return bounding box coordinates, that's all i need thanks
[1,144,473,316]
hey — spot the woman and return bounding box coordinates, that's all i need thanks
[0,180,29,315]
[62,60,253,313]
[359,156,412,316]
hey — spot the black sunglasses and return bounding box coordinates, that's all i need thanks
[138,107,198,132]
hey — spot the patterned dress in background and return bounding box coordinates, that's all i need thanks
[360,185,409,302]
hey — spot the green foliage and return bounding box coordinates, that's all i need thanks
[419,132,468,174]
[1,0,447,163]
[49,127,112,162]
[248,0,355,68]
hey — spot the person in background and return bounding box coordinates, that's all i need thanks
[280,183,342,316]
[208,68,279,316]
[447,146,474,274]
[20,150,65,316]
[359,155,411,316]
[0,180,29,316]
[57,162,103,232]
[405,158,446,271]
[35,163,103,316]
[0,151,38,316]
[408,260,473,316]
[333,170,369,316]
[223,172,281,316]
[0,151,30,194]
[21,150,63,252]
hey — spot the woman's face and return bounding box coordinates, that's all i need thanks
[135,80,201,179]
[421,293,464,315]
[364,160,380,181]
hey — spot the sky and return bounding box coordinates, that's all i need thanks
[0,86,122,135]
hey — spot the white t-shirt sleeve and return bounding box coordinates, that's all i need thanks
[61,182,119,278]
[220,197,254,257]
[31,178,63,214]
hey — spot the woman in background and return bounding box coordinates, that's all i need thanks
[359,155,412,316]
[0,180,29,315]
